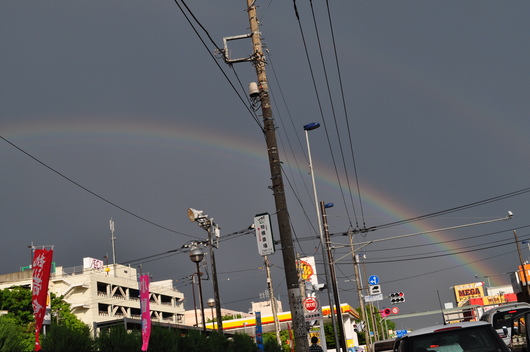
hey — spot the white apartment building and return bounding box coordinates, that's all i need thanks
[0,257,185,332]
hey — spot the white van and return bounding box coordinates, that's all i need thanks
[479,302,530,345]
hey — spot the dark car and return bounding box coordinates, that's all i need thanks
[508,310,530,352]
[393,321,510,352]
[479,302,530,345]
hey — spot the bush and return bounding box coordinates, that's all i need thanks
[41,322,94,352]
[95,325,141,352]
[0,315,32,352]
[148,325,181,352]
[263,335,283,352]
[178,329,206,352]
[228,333,259,352]
[203,331,230,352]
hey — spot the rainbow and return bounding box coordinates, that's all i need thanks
[1,118,506,285]
[310,165,509,285]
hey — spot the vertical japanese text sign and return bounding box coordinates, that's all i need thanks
[139,275,151,351]
[254,213,275,256]
[32,248,53,351]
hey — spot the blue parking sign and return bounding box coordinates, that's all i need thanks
[368,275,379,285]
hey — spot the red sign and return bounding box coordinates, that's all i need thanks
[391,306,400,314]
[32,248,53,351]
[303,297,319,312]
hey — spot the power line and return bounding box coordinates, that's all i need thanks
[172,0,262,129]
[324,0,367,228]
[362,224,530,254]
[0,135,198,239]
[383,249,514,285]
[306,0,361,230]
[370,189,530,231]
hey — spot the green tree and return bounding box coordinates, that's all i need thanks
[263,333,283,352]
[0,286,33,326]
[324,322,337,349]
[0,287,95,351]
[263,330,292,352]
[48,293,88,330]
[0,315,33,352]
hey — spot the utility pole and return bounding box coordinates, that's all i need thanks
[348,231,371,351]
[264,255,282,345]
[209,223,223,332]
[360,256,379,341]
[321,201,347,352]
[245,2,309,350]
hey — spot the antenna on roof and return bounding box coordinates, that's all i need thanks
[437,290,447,325]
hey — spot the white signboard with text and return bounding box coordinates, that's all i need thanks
[83,257,104,270]
[254,213,276,256]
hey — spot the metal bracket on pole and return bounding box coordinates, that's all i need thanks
[222,34,253,63]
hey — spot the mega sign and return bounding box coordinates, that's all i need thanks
[453,282,485,303]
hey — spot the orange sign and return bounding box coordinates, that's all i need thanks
[518,264,530,283]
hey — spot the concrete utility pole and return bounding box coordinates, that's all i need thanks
[264,255,282,345]
[348,231,371,351]
[209,223,223,332]
[245,2,309,350]
[321,201,347,352]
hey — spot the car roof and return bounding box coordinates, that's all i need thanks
[484,302,530,314]
[510,310,530,321]
[404,321,490,337]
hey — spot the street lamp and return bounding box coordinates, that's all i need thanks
[304,122,333,352]
[189,247,207,333]
[207,298,216,329]
[187,208,223,333]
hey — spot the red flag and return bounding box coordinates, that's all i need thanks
[32,248,53,351]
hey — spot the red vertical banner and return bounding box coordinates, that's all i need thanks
[32,248,53,351]
[139,274,151,351]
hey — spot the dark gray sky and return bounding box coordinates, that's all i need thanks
[2,1,530,330]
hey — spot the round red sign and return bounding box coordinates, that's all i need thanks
[303,297,319,312]
[391,306,400,314]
